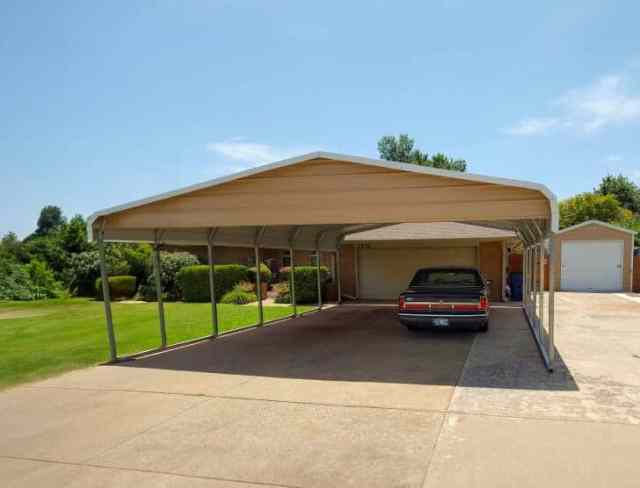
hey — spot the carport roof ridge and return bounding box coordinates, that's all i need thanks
[88,151,559,239]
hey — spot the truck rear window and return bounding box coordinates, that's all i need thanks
[410,269,482,288]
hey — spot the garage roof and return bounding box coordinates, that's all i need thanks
[556,220,636,236]
[88,152,558,250]
[344,222,516,242]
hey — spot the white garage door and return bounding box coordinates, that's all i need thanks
[359,247,477,299]
[561,240,624,292]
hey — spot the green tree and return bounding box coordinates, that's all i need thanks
[1,232,30,262]
[23,236,68,276]
[61,215,91,254]
[377,134,467,171]
[595,174,640,214]
[35,205,66,237]
[559,193,628,228]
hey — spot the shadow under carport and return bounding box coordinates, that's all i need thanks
[113,305,577,392]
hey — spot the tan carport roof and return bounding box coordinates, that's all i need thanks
[88,152,558,249]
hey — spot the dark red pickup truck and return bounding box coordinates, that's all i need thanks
[398,267,489,332]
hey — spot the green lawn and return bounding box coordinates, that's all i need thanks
[0,299,313,389]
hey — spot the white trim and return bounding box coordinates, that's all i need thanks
[87,151,559,240]
[555,219,636,236]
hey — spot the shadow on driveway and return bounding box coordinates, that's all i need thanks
[114,305,578,391]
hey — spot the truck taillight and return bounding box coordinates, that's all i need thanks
[399,296,406,310]
[479,296,488,311]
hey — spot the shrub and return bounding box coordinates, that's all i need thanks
[281,266,330,303]
[176,264,249,302]
[96,275,137,300]
[0,258,35,300]
[25,259,65,299]
[247,263,272,284]
[66,248,130,297]
[0,256,65,300]
[273,281,291,304]
[139,251,200,301]
[236,280,255,292]
[220,284,257,304]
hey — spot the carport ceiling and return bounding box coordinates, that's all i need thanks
[88,152,558,249]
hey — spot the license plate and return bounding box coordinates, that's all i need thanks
[433,318,449,327]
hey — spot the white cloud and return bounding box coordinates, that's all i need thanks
[206,139,320,169]
[503,117,560,136]
[559,75,640,131]
[505,74,640,136]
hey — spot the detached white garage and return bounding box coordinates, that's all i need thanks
[553,220,635,292]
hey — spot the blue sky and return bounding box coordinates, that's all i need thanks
[2,0,640,237]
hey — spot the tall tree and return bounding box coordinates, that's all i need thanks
[559,193,630,228]
[377,134,467,171]
[61,215,90,254]
[595,174,640,214]
[35,205,65,236]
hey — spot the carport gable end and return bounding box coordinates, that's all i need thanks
[88,151,558,246]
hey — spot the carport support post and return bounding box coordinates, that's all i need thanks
[254,246,264,325]
[538,242,545,338]
[316,248,323,310]
[547,234,556,362]
[354,245,360,300]
[524,247,530,314]
[153,232,167,348]
[97,228,117,362]
[289,247,297,316]
[207,228,219,337]
[523,247,528,309]
[336,247,342,304]
[532,245,539,329]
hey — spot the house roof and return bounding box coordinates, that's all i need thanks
[344,222,516,242]
[555,220,636,236]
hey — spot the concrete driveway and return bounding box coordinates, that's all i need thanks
[1,294,640,487]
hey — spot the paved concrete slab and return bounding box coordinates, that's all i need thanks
[0,387,203,462]
[37,365,254,398]
[451,294,640,425]
[92,397,442,488]
[1,458,277,488]
[424,413,640,488]
[3,294,640,488]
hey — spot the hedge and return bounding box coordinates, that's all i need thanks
[176,264,249,302]
[280,266,329,303]
[247,263,273,284]
[95,275,137,300]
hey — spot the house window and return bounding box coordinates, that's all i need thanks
[282,253,291,267]
[309,253,319,266]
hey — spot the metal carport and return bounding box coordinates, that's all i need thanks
[88,152,559,370]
